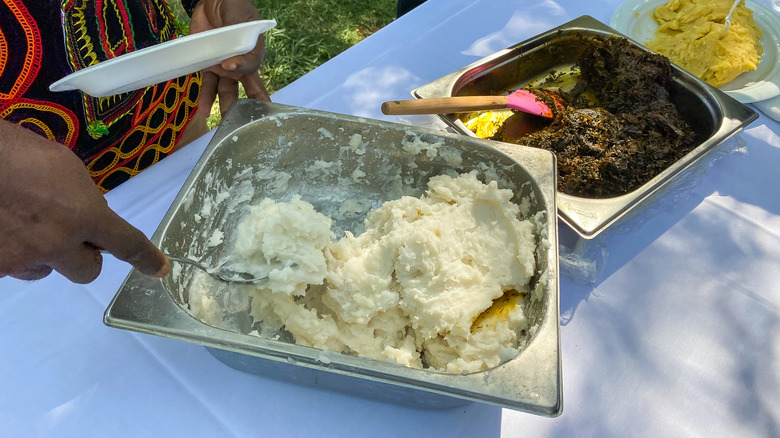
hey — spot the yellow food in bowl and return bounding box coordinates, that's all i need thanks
[647,0,763,87]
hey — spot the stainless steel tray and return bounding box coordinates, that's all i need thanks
[413,15,758,239]
[104,100,562,415]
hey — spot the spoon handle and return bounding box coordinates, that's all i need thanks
[165,255,222,281]
[721,0,742,37]
[166,255,208,271]
[381,96,509,115]
[165,254,275,284]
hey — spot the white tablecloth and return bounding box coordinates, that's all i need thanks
[2,1,779,436]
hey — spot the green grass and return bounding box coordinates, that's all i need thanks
[254,0,396,95]
[179,0,397,127]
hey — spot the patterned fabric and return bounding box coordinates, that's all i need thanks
[0,0,201,191]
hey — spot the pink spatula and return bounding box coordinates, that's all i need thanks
[381,89,561,118]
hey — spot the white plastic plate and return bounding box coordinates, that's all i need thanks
[50,20,276,97]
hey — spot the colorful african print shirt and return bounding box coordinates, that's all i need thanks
[0,0,201,191]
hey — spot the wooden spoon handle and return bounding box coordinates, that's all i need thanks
[381,96,509,115]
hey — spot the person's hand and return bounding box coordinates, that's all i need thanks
[189,0,271,117]
[0,120,170,284]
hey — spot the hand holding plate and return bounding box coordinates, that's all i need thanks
[189,0,271,116]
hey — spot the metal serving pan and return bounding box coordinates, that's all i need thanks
[104,100,562,415]
[413,15,758,239]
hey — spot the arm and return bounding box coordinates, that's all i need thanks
[0,120,169,283]
[185,0,271,116]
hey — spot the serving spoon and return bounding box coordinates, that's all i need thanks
[381,89,563,118]
[166,254,276,284]
[93,245,270,284]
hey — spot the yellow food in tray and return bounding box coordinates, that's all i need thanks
[461,108,514,139]
[647,0,763,87]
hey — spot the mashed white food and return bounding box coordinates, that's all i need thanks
[191,172,541,374]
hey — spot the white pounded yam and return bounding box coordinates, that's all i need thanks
[227,172,538,373]
[230,195,333,296]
